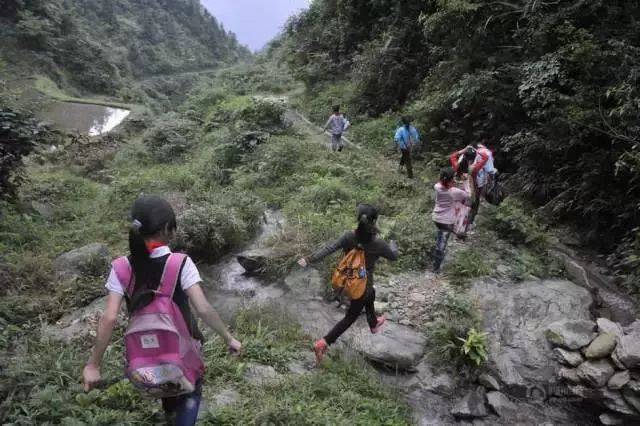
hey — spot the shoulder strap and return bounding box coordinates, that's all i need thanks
[112,257,134,298]
[158,253,187,298]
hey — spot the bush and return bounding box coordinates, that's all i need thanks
[457,328,489,367]
[142,112,196,163]
[237,98,287,131]
[349,115,397,151]
[0,110,51,199]
[425,291,484,370]
[174,193,262,262]
[446,248,492,287]
[488,198,549,251]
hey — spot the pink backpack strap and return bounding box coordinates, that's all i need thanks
[158,253,187,298]
[112,256,134,298]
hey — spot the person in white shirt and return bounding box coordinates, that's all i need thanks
[82,196,241,425]
[322,105,350,152]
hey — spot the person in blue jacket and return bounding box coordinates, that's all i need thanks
[394,116,420,178]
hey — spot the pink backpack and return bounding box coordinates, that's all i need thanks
[112,253,205,398]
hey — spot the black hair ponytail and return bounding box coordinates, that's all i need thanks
[128,196,177,299]
[440,167,455,186]
[355,203,379,245]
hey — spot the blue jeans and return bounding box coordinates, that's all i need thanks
[162,384,202,426]
[433,222,453,272]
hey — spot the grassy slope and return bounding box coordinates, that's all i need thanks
[0,67,412,424]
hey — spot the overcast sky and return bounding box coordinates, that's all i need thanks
[201,0,309,51]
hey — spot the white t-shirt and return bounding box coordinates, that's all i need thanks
[105,246,202,296]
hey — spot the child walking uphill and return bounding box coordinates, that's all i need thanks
[432,167,472,273]
[82,196,242,426]
[322,105,350,152]
[297,204,399,364]
[394,116,421,179]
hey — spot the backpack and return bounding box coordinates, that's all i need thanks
[331,247,367,300]
[112,253,205,398]
[484,175,506,206]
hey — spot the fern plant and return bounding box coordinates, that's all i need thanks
[457,328,489,366]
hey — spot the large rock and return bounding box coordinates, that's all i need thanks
[209,388,240,408]
[623,320,640,335]
[451,387,488,419]
[236,248,288,275]
[243,363,278,384]
[611,351,626,370]
[545,319,596,350]
[622,389,640,413]
[599,412,625,425]
[380,361,455,397]
[584,333,617,359]
[486,391,517,418]
[577,359,615,387]
[558,367,581,385]
[471,279,593,390]
[554,348,584,367]
[478,373,500,391]
[281,269,426,371]
[54,243,111,279]
[614,333,640,369]
[42,296,126,342]
[570,386,636,416]
[608,371,631,390]
[598,318,624,341]
[282,267,325,300]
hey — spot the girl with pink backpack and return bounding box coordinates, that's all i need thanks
[82,196,242,425]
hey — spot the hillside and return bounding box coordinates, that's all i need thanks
[281,0,640,295]
[0,0,249,97]
[2,1,640,425]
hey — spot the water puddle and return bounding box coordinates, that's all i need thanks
[38,101,130,135]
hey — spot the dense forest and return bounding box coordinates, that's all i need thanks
[282,0,640,293]
[0,0,249,95]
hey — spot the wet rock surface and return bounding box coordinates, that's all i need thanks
[471,279,593,389]
[54,243,111,279]
[451,387,488,419]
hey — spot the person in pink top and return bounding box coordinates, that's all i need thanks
[82,196,242,425]
[432,167,472,273]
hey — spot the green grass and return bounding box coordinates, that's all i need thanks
[34,75,138,111]
[424,290,484,372]
[1,307,409,425]
[445,247,493,287]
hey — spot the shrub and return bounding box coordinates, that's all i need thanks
[174,193,262,262]
[349,115,397,151]
[457,328,489,367]
[425,291,484,370]
[142,112,196,163]
[0,109,51,199]
[488,198,549,251]
[237,98,287,131]
[205,96,288,131]
[446,248,492,287]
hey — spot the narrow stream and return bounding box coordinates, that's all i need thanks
[200,210,287,318]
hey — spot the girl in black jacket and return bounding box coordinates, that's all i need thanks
[297,204,399,364]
